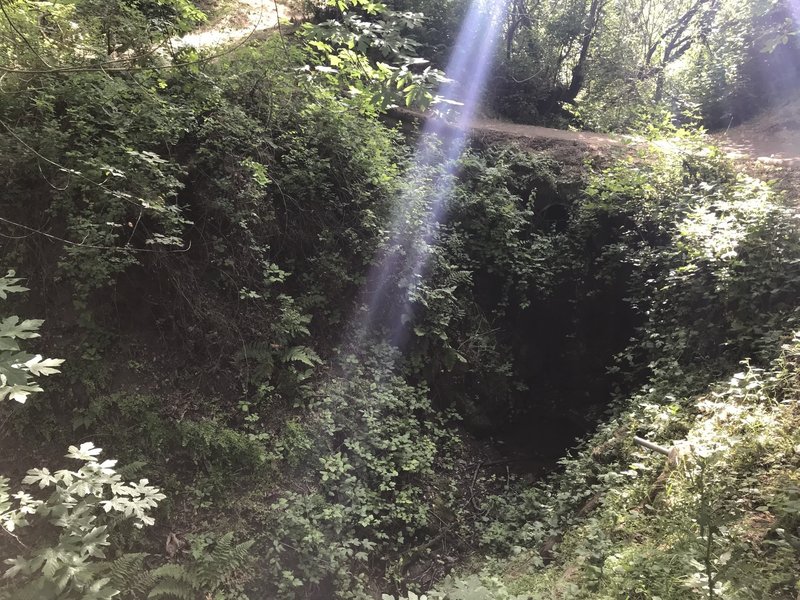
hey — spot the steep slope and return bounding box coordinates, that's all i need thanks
[382,132,800,600]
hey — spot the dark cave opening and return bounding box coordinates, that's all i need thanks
[447,202,641,475]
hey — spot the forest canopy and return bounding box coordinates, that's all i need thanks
[390,0,800,128]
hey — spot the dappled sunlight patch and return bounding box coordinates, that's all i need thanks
[676,176,777,271]
[173,0,290,49]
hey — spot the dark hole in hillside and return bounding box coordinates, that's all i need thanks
[496,267,637,475]
[540,203,569,231]
[439,207,640,478]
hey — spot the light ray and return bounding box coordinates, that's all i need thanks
[351,0,509,349]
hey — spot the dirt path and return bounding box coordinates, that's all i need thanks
[472,114,800,192]
[174,0,291,49]
[390,108,631,178]
[465,112,800,195]
[178,2,800,172]
[473,115,800,165]
[470,117,624,151]
[710,95,800,167]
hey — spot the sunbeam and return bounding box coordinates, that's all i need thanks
[353,0,510,349]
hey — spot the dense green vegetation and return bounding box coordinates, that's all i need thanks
[394,0,800,129]
[0,0,799,599]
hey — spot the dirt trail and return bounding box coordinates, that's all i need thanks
[180,2,800,171]
[473,113,800,166]
[470,117,624,150]
[389,108,632,178]
[471,113,800,191]
[174,0,291,49]
[712,97,800,167]
[458,95,800,167]
[466,111,800,195]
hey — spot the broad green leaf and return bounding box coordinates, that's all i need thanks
[0,317,43,340]
[0,271,28,300]
[67,443,103,462]
[24,355,65,377]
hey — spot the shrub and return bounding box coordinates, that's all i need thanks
[0,443,165,600]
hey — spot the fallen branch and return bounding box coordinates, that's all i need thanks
[633,436,672,456]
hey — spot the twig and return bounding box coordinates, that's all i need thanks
[1,526,28,550]
[273,0,291,60]
[127,209,144,246]
[633,435,671,456]
[511,65,546,84]
[0,216,191,254]
[37,160,70,191]
[0,1,53,69]
[724,115,734,135]
[464,461,482,511]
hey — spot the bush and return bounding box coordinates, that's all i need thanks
[259,346,462,598]
[0,443,165,600]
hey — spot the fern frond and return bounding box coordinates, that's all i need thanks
[110,553,157,598]
[210,532,234,563]
[283,345,321,367]
[147,578,196,600]
[239,341,276,381]
[109,553,147,586]
[150,563,192,583]
[197,533,255,588]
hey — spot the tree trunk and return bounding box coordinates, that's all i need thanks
[561,0,606,104]
[505,0,533,60]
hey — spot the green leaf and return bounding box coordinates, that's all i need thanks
[24,355,65,377]
[0,338,20,351]
[0,271,28,300]
[3,557,27,579]
[1,383,43,404]
[67,442,103,462]
[0,317,43,340]
[283,346,321,367]
[42,548,60,578]
[22,468,57,488]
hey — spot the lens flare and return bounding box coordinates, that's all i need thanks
[790,0,800,23]
[352,0,509,349]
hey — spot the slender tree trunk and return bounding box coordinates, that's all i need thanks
[505,0,533,60]
[562,0,606,104]
[654,68,666,102]
[507,18,520,60]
